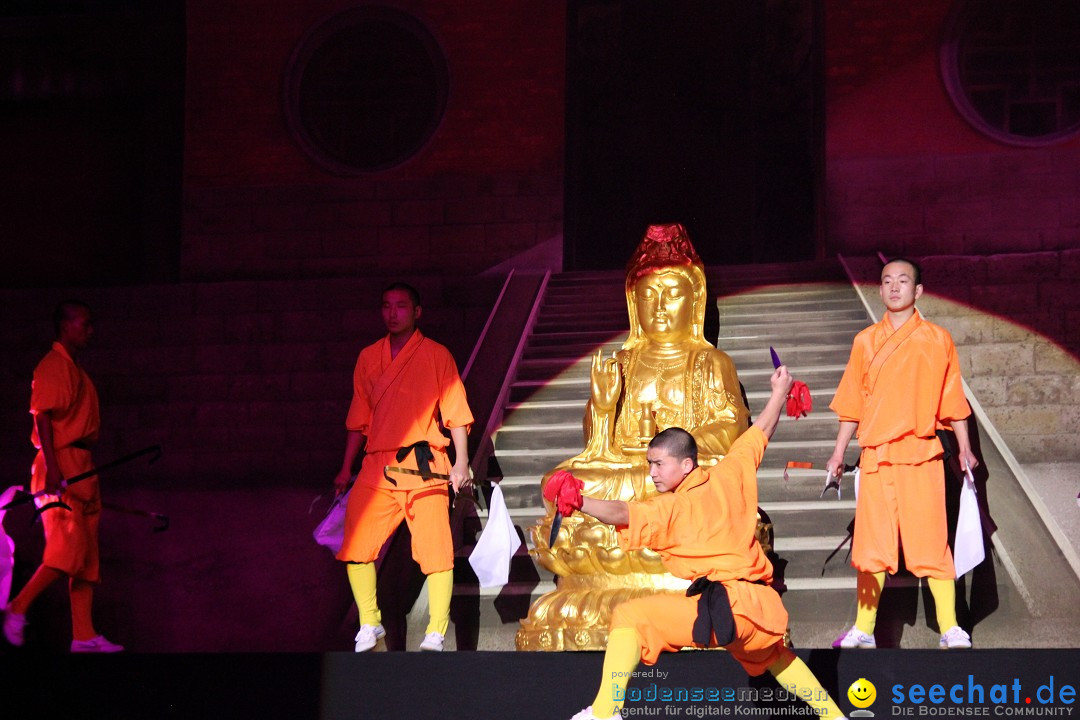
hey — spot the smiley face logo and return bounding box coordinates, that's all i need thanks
[847,678,877,708]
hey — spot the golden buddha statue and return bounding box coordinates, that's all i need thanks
[517,223,751,651]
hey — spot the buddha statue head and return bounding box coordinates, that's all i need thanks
[623,223,710,350]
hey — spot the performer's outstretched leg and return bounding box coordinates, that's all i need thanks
[589,627,641,719]
[768,649,844,719]
[9,565,63,615]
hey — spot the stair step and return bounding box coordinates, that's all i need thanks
[716,332,861,350]
[716,295,863,311]
[519,342,853,367]
[714,285,857,303]
[718,318,868,335]
[523,340,625,360]
[718,306,869,323]
[512,357,845,384]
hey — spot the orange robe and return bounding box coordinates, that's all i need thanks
[29,342,101,581]
[830,310,972,577]
[613,427,788,675]
[336,330,473,574]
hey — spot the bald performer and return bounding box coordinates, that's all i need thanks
[827,257,978,650]
[550,367,844,720]
[2,301,122,652]
[332,282,473,653]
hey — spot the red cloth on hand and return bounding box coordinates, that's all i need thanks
[786,381,812,419]
[543,470,584,515]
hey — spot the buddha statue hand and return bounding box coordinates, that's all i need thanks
[574,350,624,465]
[590,349,622,411]
[543,470,584,515]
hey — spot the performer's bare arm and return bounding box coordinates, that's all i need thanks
[753,366,794,441]
[448,425,472,493]
[333,430,366,495]
[34,411,64,495]
[826,421,858,478]
[950,418,979,471]
[581,497,629,526]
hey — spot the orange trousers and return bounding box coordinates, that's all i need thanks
[336,480,453,575]
[31,447,101,582]
[611,580,787,676]
[852,458,954,577]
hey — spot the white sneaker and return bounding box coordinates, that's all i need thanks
[419,631,444,651]
[939,626,972,649]
[570,708,621,720]
[3,607,27,647]
[833,625,876,649]
[71,635,124,653]
[354,623,385,652]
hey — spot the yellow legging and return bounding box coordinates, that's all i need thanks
[346,562,453,636]
[854,571,958,635]
[590,628,843,719]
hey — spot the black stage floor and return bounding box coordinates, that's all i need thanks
[1,649,1077,720]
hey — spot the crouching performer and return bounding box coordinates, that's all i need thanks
[548,367,843,720]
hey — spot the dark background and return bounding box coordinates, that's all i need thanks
[565,0,821,268]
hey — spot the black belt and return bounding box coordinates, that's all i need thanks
[686,577,736,647]
[383,441,436,484]
[686,577,770,647]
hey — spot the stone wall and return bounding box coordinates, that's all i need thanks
[825,0,1080,258]
[182,0,565,281]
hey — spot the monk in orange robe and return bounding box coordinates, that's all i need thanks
[827,257,979,650]
[554,367,843,720]
[2,301,123,652]
[332,282,473,653]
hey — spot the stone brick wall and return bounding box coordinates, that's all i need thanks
[825,0,1080,260]
[182,0,565,281]
[827,151,1080,258]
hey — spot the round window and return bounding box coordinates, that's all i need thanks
[284,7,449,173]
[941,0,1080,147]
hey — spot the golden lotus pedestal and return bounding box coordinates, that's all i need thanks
[516,574,691,651]
[516,514,690,651]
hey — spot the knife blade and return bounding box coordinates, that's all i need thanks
[548,510,563,548]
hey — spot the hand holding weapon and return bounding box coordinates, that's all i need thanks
[1,445,162,513]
